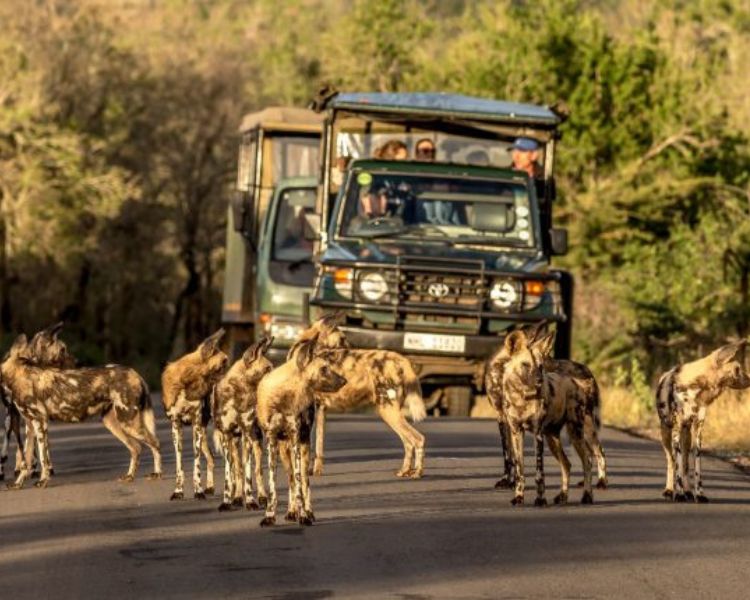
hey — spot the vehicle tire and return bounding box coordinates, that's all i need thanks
[445,386,472,417]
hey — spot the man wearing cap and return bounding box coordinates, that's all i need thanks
[511,137,543,179]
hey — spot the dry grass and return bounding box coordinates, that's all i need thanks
[601,386,750,454]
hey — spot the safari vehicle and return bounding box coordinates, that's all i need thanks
[308,92,573,415]
[223,107,321,361]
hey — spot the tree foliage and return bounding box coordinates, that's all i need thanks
[1,0,749,383]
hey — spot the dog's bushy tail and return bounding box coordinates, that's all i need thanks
[591,378,602,431]
[139,378,157,440]
[402,359,426,423]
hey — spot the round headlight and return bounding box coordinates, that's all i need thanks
[358,272,388,302]
[490,280,519,309]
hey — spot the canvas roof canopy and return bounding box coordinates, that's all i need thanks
[239,106,323,134]
[326,93,562,129]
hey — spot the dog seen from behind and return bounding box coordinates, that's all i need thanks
[656,340,750,503]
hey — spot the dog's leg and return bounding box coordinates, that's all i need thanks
[672,422,687,502]
[249,420,267,507]
[495,418,515,489]
[102,410,141,482]
[378,404,417,478]
[201,428,215,495]
[192,423,206,499]
[313,403,326,476]
[31,419,51,488]
[300,411,315,522]
[120,415,161,480]
[547,433,571,505]
[693,408,708,503]
[260,434,278,527]
[509,424,525,505]
[568,423,593,504]
[660,424,674,500]
[230,437,243,506]
[680,424,694,501]
[170,420,184,500]
[583,414,608,489]
[533,428,547,507]
[218,433,233,511]
[278,440,296,521]
[240,434,259,510]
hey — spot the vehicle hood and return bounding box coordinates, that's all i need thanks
[321,239,548,273]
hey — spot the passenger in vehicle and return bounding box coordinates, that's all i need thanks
[374,140,408,160]
[414,138,437,161]
[510,137,543,178]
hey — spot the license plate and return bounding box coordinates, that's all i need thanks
[403,332,466,354]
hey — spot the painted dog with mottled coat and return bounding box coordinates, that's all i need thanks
[499,330,597,506]
[212,336,274,511]
[1,322,75,480]
[256,335,347,527]
[161,328,228,500]
[486,327,607,492]
[289,314,427,478]
[656,340,750,503]
[1,332,161,489]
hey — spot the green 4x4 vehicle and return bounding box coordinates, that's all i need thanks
[308,92,572,415]
[223,107,321,362]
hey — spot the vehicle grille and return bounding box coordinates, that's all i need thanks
[401,272,487,308]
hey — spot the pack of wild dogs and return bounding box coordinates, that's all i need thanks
[1,316,748,525]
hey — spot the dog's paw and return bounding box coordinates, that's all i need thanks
[169,491,184,501]
[662,489,674,501]
[145,472,162,481]
[494,476,513,490]
[245,498,261,511]
[674,493,688,503]
[553,492,568,505]
[596,478,609,490]
[204,487,215,496]
[218,502,233,512]
[193,491,206,500]
[534,497,547,508]
[231,497,243,507]
[696,494,710,504]
[259,516,276,528]
[580,491,594,505]
[118,474,135,483]
[511,495,524,506]
[284,510,298,522]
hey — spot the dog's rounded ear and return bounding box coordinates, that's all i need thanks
[200,328,226,361]
[531,331,556,359]
[716,340,747,365]
[45,321,65,340]
[503,330,527,356]
[260,335,274,355]
[527,319,549,344]
[242,340,263,366]
[11,333,28,351]
[296,334,319,372]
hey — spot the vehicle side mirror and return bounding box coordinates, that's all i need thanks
[550,228,568,256]
[304,213,322,241]
[230,191,253,234]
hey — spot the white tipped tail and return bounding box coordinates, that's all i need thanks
[212,429,224,456]
[403,359,426,422]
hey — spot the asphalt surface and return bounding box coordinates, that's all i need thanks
[2,413,750,599]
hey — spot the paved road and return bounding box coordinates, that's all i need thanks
[2,414,750,599]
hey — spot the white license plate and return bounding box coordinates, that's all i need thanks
[403,332,466,354]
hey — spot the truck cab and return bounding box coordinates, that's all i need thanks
[223,107,321,359]
[309,92,572,415]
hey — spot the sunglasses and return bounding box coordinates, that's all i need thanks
[416,146,436,155]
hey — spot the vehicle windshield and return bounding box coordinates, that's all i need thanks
[272,188,317,262]
[338,169,536,247]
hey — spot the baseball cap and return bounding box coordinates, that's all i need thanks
[512,137,540,152]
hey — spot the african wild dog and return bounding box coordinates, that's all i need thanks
[256,335,347,527]
[212,336,274,511]
[288,314,427,478]
[0,332,161,489]
[162,329,228,500]
[656,340,750,503]
[486,325,608,491]
[500,329,597,506]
